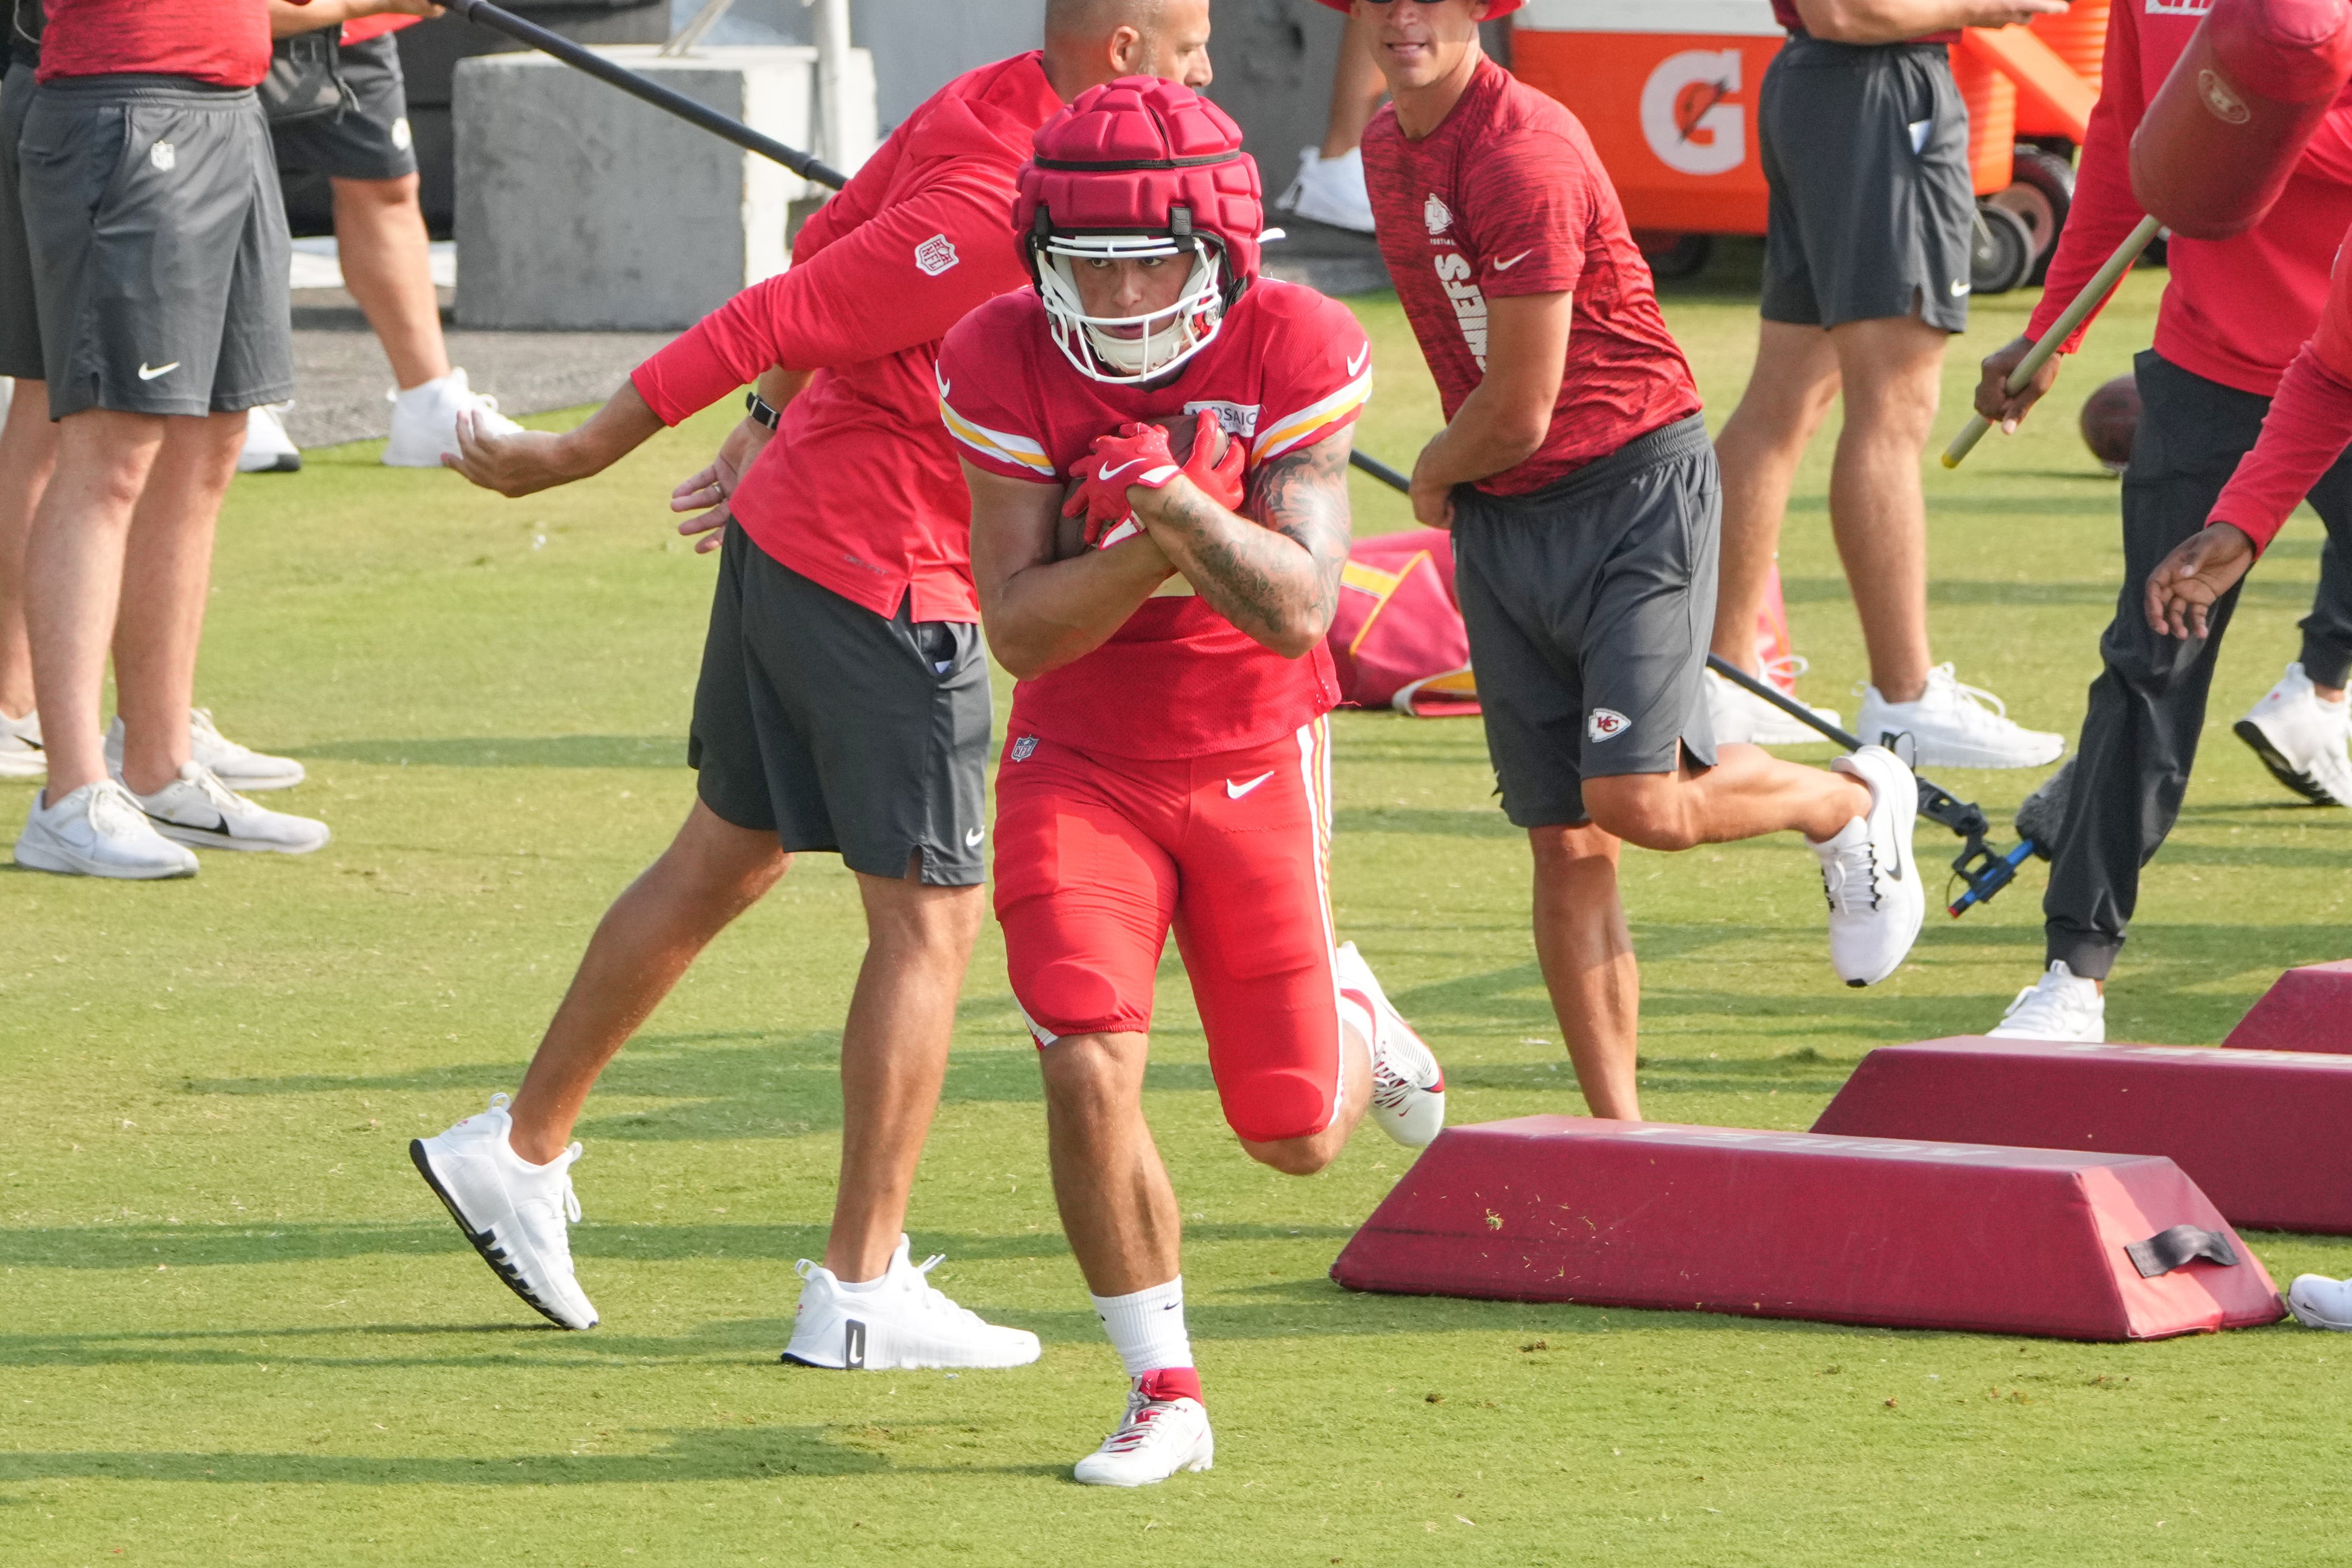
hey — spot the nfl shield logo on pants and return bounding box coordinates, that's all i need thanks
[1587,708,1630,743]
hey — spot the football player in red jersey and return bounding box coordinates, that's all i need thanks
[940,78,1446,1487]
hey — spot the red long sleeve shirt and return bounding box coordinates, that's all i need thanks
[2029,0,2352,398]
[2208,233,2352,554]
[630,52,1063,622]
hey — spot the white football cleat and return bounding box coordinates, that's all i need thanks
[1857,664,2063,770]
[384,368,523,468]
[238,402,301,474]
[1273,145,1374,233]
[107,710,306,793]
[1809,745,1924,987]
[1335,940,1445,1148]
[1986,960,2105,1042]
[1705,662,1843,747]
[2288,1274,2352,1331]
[128,761,328,854]
[782,1236,1040,1371]
[2234,662,2352,807]
[0,705,43,781]
[411,1094,599,1330]
[1072,1374,1216,1487]
[14,780,199,879]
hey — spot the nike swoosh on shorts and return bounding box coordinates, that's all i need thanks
[1226,771,1275,799]
[138,362,180,380]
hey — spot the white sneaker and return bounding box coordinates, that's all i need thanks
[1808,745,1924,987]
[1274,145,1375,233]
[1986,959,2105,1042]
[410,1093,599,1330]
[14,779,199,879]
[107,710,305,792]
[238,402,301,474]
[1857,664,2064,770]
[1705,661,1844,747]
[383,368,522,468]
[0,706,42,781]
[782,1236,1040,1371]
[2288,1274,2352,1330]
[128,761,329,854]
[1335,940,1445,1147]
[1072,1375,1216,1487]
[2234,662,2352,807]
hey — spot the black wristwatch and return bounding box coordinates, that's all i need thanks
[745,390,782,430]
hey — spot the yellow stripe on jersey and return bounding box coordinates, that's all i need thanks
[1253,371,1374,463]
[937,378,1056,477]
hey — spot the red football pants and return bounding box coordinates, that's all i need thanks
[992,720,1344,1144]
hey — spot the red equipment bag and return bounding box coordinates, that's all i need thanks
[2130,0,2352,239]
[1326,527,1479,718]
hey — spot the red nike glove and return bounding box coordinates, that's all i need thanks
[1061,410,1245,548]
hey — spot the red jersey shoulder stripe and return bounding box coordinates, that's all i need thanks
[938,369,1057,480]
[1253,369,1372,463]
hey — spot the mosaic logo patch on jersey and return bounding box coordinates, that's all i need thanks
[1183,399,1261,439]
[1587,708,1631,743]
[1011,735,1038,762]
[914,234,959,276]
[1423,193,1452,236]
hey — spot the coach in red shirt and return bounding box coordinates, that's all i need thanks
[1349,0,1926,1114]
[413,2,1215,1364]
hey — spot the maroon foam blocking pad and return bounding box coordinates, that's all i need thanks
[2222,961,2352,1053]
[1331,1116,2282,1340]
[1813,1036,2352,1233]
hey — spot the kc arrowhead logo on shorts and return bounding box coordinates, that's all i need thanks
[914,234,959,276]
[1587,708,1631,743]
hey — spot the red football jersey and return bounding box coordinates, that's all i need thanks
[1362,55,1700,493]
[39,0,299,87]
[938,280,1366,760]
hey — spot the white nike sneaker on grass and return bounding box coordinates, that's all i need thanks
[0,706,43,781]
[782,1236,1040,1370]
[107,710,305,792]
[1986,960,2104,1042]
[1335,940,1446,1148]
[410,1093,599,1330]
[2288,1274,2352,1330]
[1808,745,1924,988]
[238,402,301,474]
[1857,664,2064,770]
[128,761,328,854]
[14,780,198,879]
[1274,145,1375,233]
[384,368,522,468]
[2234,662,2352,807]
[1072,1374,1216,1487]
[1705,662,1844,747]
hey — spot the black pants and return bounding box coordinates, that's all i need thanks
[2046,350,2352,977]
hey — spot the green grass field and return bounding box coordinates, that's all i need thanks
[7,246,2352,1565]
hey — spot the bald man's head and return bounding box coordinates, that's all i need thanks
[1041,0,1212,98]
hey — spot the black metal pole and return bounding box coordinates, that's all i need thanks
[444,0,851,190]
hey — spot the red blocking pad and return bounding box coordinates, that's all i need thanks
[1814,1036,2352,1234]
[1330,1116,2282,1340]
[2222,960,2352,1053]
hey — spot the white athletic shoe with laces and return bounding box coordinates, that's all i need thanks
[238,402,301,474]
[1274,145,1375,233]
[1808,745,1924,987]
[1986,960,2105,1042]
[14,779,198,879]
[1335,940,1445,1147]
[384,368,523,468]
[1857,663,2064,770]
[782,1236,1040,1370]
[410,1093,600,1330]
[1072,1375,1216,1487]
[129,761,329,854]
[2234,662,2352,807]
[0,705,43,781]
[106,710,306,793]
[1705,658,1844,747]
[2287,1274,2352,1330]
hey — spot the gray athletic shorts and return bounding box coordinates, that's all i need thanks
[691,524,992,886]
[0,60,41,381]
[18,75,294,418]
[272,33,417,183]
[1452,414,1722,830]
[1758,36,1973,333]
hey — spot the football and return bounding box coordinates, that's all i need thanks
[1059,417,1234,557]
[2079,374,2140,475]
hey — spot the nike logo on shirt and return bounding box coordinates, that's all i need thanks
[137,362,179,380]
[1226,771,1275,799]
[1492,252,1532,272]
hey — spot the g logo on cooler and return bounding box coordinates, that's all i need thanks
[1588,708,1631,743]
[1639,50,1745,177]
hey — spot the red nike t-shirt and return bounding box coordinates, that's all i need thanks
[1362,55,1700,494]
[938,281,1365,760]
[38,0,301,88]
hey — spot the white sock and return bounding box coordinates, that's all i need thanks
[1091,1277,1192,1376]
[834,1273,885,1294]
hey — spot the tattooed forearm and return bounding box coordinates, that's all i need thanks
[1135,433,1354,656]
